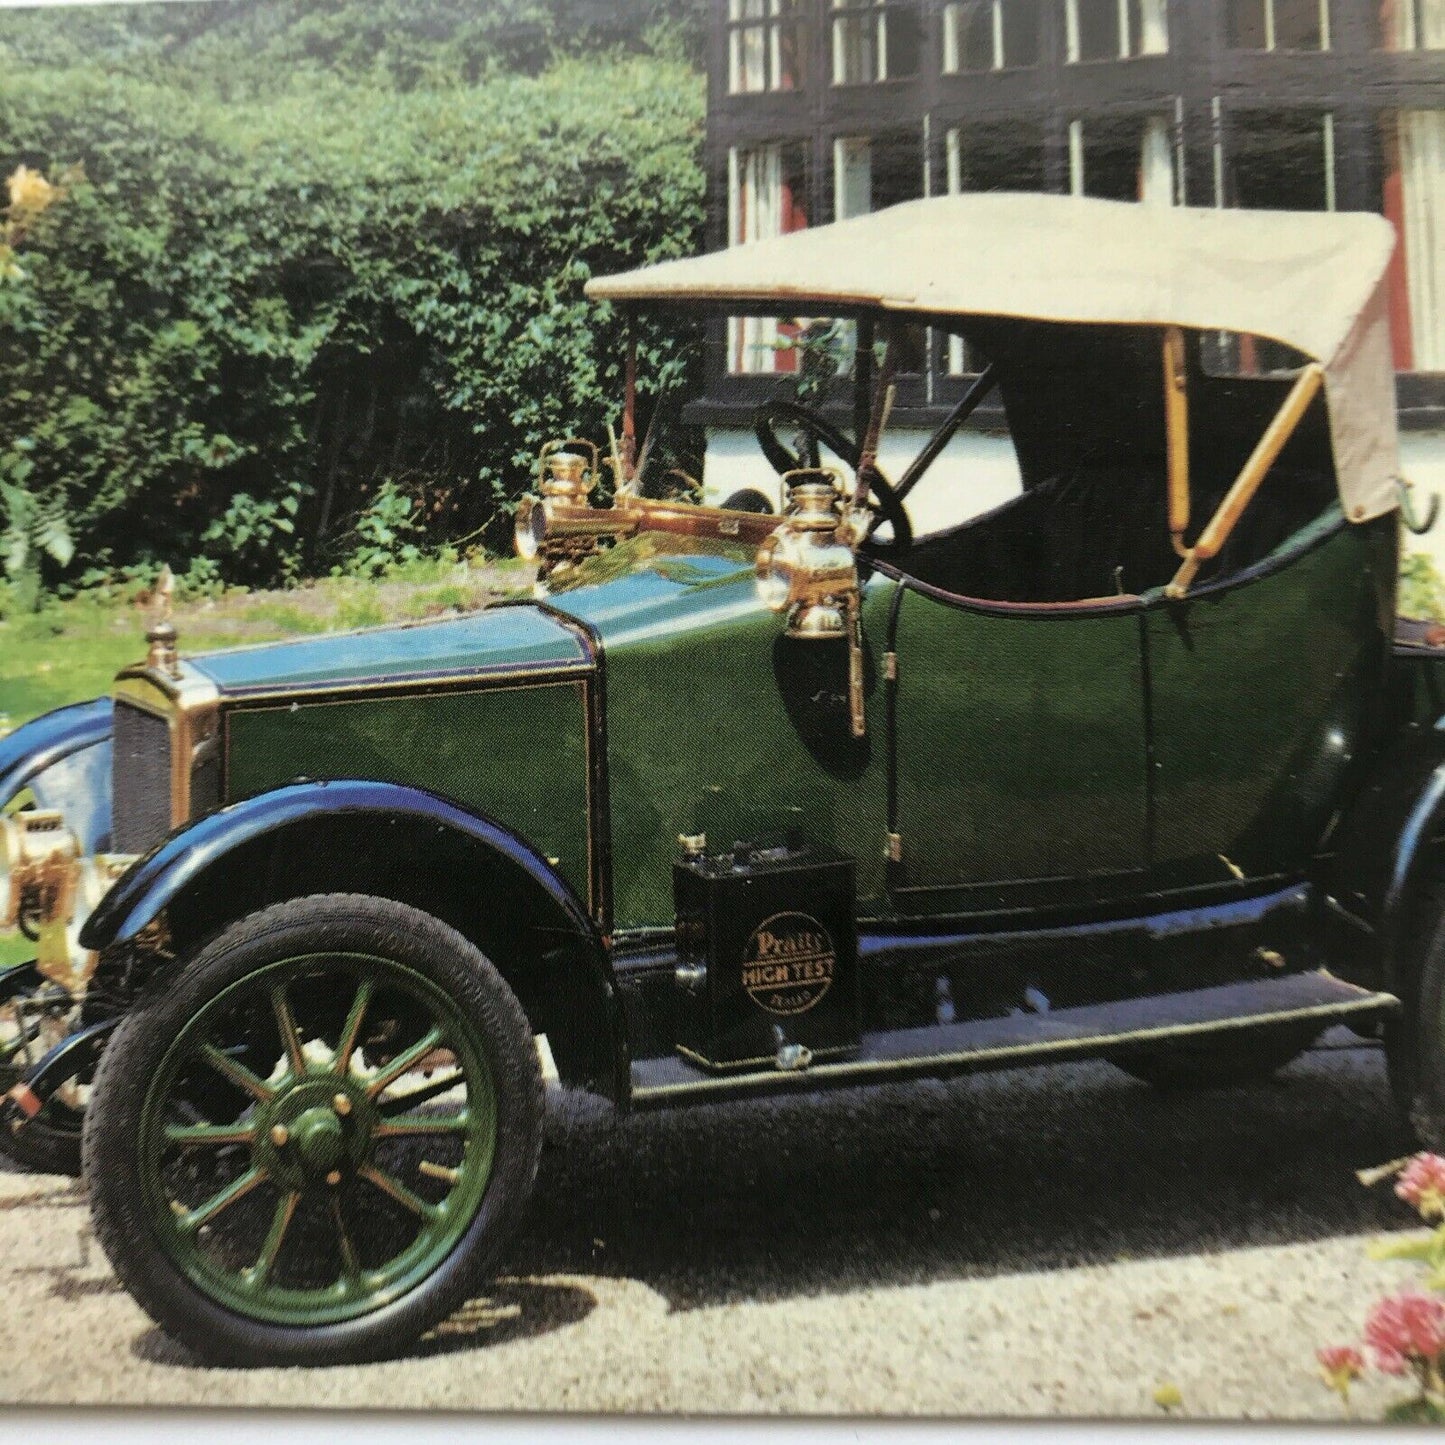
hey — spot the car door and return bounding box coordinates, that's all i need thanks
[887,583,1150,912]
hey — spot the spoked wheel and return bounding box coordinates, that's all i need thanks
[84,894,542,1366]
[0,973,85,1176]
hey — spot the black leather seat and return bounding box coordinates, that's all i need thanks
[902,465,1335,605]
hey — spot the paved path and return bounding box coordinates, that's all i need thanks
[0,1035,1428,1418]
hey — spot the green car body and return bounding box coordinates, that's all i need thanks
[2,193,1442,1365]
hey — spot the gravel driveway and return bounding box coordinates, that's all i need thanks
[0,1031,1428,1418]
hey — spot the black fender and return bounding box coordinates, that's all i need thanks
[81,779,627,1101]
[1325,726,1445,998]
[0,699,112,853]
[4,1017,115,1130]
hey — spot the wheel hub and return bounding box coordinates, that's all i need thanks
[259,1078,370,1188]
[290,1107,345,1176]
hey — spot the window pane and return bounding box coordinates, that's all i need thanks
[885,0,922,75]
[1072,0,1119,60]
[1231,110,1331,210]
[832,3,881,82]
[835,137,873,219]
[1274,0,1325,49]
[950,120,1046,192]
[1378,0,1445,49]
[776,2,809,88]
[1001,0,1042,64]
[946,0,997,70]
[1226,0,1269,47]
[1130,0,1169,53]
[730,144,810,374]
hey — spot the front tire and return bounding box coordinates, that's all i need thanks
[84,894,542,1366]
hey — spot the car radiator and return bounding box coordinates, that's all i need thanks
[111,700,172,855]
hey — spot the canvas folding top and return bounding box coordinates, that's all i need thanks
[587,192,1401,523]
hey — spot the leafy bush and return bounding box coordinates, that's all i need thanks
[1400,552,1445,624]
[0,0,705,589]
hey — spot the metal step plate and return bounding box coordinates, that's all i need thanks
[629,969,1398,1110]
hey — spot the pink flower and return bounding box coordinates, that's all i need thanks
[1317,1345,1366,1398]
[1365,1293,1445,1376]
[1395,1153,1445,1220]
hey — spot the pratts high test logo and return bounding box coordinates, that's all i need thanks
[741,912,836,1016]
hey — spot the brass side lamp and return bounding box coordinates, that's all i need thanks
[755,469,867,739]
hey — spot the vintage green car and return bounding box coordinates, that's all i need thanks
[0,193,1440,1364]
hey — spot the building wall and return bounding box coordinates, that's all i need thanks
[698,0,1445,547]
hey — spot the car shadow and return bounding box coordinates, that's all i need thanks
[130,1278,598,1368]
[505,1031,1418,1314]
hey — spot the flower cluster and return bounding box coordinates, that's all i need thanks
[1316,1152,1445,1420]
[1364,1293,1445,1378]
[1396,1152,1445,1222]
[1316,1345,1365,1402]
[1,163,73,283]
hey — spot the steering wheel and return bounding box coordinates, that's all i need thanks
[752,399,912,557]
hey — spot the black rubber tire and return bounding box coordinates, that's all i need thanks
[1109,1023,1321,1090]
[1389,880,1445,1149]
[0,1096,82,1177]
[83,893,543,1367]
[720,487,775,515]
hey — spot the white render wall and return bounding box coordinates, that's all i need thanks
[705,427,1445,584]
[701,426,1024,538]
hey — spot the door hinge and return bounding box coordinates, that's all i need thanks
[885,831,903,863]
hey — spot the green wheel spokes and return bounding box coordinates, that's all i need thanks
[139,953,498,1328]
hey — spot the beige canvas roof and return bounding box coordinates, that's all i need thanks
[587,193,1401,522]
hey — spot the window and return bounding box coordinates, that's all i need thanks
[1213,110,1335,373]
[833,130,925,219]
[1228,109,1335,211]
[1226,0,1331,50]
[727,144,810,374]
[1065,0,1168,60]
[727,0,809,93]
[833,131,926,369]
[1068,114,1177,203]
[1382,0,1445,47]
[945,120,1047,194]
[831,0,921,83]
[1382,111,1445,370]
[942,0,1042,71]
[946,122,1046,371]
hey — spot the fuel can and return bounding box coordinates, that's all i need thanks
[673,840,858,1071]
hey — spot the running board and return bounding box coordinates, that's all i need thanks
[627,970,1398,1111]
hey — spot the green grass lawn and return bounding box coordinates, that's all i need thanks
[0,560,530,967]
[0,558,530,731]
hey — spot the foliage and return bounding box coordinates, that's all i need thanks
[1400,551,1445,624]
[0,0,705,590]
[1316,1152,1445,1419]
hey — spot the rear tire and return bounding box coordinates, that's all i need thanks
[1389,881,1445,1149]
[0,977,85,1177]
[1,1095,82,1177]
[1110,1023,1320,1090]
[84,894,542,1366]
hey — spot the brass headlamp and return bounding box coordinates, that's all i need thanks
[0,810,134,994]
[514,437,639,576]
[755,469,867,738]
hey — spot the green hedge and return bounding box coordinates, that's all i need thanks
[0,3,706,588]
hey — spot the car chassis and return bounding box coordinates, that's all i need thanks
[0,193,1442,1364]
